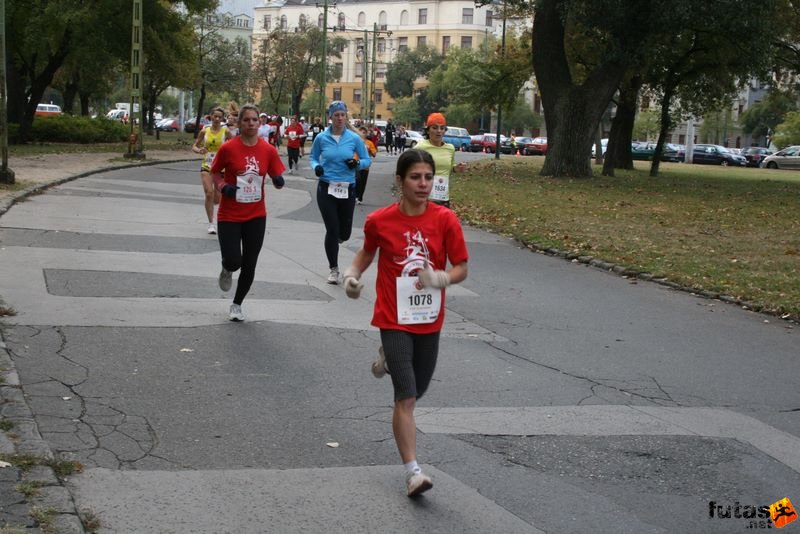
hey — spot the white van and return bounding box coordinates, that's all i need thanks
[35,104,62,117]
[106,109,128,122]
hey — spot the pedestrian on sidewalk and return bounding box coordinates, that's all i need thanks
[416,112,466,209]
[284,115,305,174]
[384,118,396,155]
[309,100,372,284]
[341,149,469,497]
[356,125,378,204]
[211,104,286,322]
[192,106,232,235]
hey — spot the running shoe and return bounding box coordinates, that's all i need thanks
[371,346,388,378]
[406,471,433,497]
[229,303,244,322]
[327,267,340,284]
[207,223,217,235]
[218,267,233,292]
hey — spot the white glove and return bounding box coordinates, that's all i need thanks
[418,266,451,288]
[343,266,364,299]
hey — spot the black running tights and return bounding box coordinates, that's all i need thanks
[217,216,266,305]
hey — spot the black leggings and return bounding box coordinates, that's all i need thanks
[316,181,355,269]
[287,147,300,170]
[355,169,369,202]
[380,329,440,401]
[217,217,266,305]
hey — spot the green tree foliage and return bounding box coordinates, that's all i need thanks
[500,97,541,135]
[391,97,421,128]
[773,110,800,147]
[740,89,798,141]
[6,0,215,143]
[633,110,659,142]
[252,27,346,117]
[384,45,443,99]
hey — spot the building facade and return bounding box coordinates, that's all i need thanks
[252,0,506,121]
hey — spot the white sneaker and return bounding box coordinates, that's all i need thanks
[229,303,244,322]
[371,346,388,378]
[327,268,340,284]
[218,267,233,292]
[406,471,433,497]
[207,223,217,235]
[287,168,294,175]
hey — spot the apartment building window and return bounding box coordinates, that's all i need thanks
[418,8,427,24]
[318,14,324,28]
[398,37,408,52]
[353,89,362,103]
[401,10,409,25]
[280,15,287,30]
[417,36,427,48]
[299,14,307,28]
[460,36,472,49]
[338,12,345,30]
[263,15,271,31]
[462,8,474,24]
[333,87,342,101]
[379,11,387,31]
[378,38,386,53]
[358,12,366,26]
[355,61,363,78]
[442,36,450,52]
[376,64,386,79]
[486,10,493,27]
[374,89,383,104]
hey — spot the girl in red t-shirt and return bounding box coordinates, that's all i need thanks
[342,149,469,497]
[211,104,286,321]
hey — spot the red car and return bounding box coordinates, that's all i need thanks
[527,137,548,155]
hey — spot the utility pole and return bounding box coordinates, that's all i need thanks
[0,0,14,184]
[126,0,145,159]
[360,29,368,119]
[318,0,331,120]
[370,23,378,125]
[494,0,506,160]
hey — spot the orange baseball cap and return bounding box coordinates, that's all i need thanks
[426,112,446,127]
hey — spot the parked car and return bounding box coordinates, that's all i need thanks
[105,109,128,122]
[404,130,424,148]
[184,116,211,133]
[691,144,747,166]
[501,136,534,155]
[741,147,773,167]
[760,146,800,169]
[470,133,507,153]
[631,142,682,162]
[156,118,179,132]
[35,103,63,117]
[526,136,548,155]
[469,134,485,152]
[443,127,471,151]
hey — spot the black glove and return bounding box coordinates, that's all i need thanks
[271,175,285,189]
[221,184,238,198]
[314,165,324,177]
[345,158,359,169]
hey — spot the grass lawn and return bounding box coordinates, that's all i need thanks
[452,158,800,320]
[7,130,195,156]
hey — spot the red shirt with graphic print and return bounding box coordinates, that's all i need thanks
[211,137,285,223]
[363,202,468,334]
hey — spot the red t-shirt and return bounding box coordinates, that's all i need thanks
[284,124,305,149]
[364,202,469,334]
[211,137,285,222]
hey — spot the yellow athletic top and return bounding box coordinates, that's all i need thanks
[201,125,228,171]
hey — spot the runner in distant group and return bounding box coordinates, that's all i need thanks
[309,100,372,284]
[211,104,286,321]
[356,125,378,204]
[384,118,397,155]
[394,126,407,154]
[341,148,469,497]
[192,106,233,235]
[284,115,305,174]
[226,101,240,136]
[416,112,466,208]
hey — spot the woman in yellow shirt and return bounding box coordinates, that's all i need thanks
[192,107,232,234]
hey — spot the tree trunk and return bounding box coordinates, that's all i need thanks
[533,0,628,178]
[649,84,676,177]
[62,79,79,115]
[194,83,207,140]
[602,76,641,176]
[79,92,91,116]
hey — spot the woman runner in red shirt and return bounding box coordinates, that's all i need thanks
[342,149,469,497]
[211,104,286,321]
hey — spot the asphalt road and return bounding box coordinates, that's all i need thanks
[1,151,798,533]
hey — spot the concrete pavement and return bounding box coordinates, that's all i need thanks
[0,150,799,533]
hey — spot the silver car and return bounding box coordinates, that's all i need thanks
[760,146,800,169]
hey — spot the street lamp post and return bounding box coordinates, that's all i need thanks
[0,0,15,184]
[494,0,506,160]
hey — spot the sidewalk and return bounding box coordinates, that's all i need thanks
[0,150,193,533]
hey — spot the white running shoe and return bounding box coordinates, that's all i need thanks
[406,471,433,497]
[218,267,233,292]
[207,223,217,235]
[229,303,244,322]
[327,267,340,284]
[371,346,388,378]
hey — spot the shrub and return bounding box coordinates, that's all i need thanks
[28,115,128,143]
